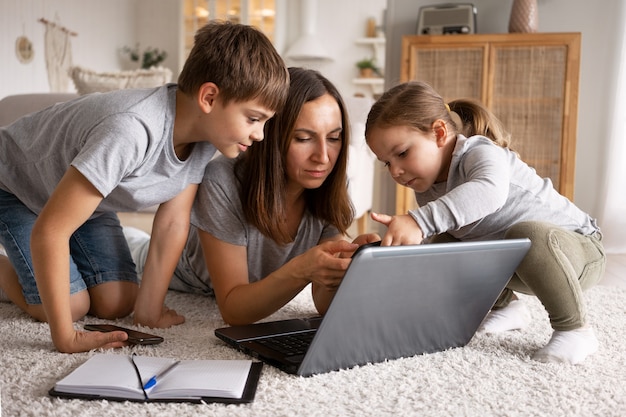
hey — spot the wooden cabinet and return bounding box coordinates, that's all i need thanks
[396,33,581,214]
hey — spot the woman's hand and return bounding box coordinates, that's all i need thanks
[338,233,382,258]
[292,240,357,290]
[371,212,424,246]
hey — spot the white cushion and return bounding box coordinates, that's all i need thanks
[69,66,172,95]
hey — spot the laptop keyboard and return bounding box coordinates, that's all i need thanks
[257,332,315,356]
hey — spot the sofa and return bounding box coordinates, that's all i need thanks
[0,93,80,126]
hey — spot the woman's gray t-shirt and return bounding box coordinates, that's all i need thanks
[170,155,340,295]
[0,84,216,214]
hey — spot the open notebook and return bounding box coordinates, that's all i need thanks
[49,354,262,404]
[216,239,531,376]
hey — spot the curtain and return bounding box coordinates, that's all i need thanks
[598,7,626,254]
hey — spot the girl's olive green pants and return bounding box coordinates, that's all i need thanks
[432,221,606,331]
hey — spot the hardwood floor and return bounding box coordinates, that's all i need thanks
[118,211,626,289]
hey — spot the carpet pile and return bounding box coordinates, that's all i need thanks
[1,285,624,416]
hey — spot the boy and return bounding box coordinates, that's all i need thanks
[0,21,289,353]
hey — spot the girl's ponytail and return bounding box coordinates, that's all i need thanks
[366,81,513,151]
[448,99,512,149]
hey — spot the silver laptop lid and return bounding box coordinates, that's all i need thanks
[297,239,531,376]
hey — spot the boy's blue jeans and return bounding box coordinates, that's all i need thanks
[0,189,138,304]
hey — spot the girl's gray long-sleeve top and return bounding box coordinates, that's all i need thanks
[409,135,600,241]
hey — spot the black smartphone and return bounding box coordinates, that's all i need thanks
[351,240,382,258]
[83,324,164,345]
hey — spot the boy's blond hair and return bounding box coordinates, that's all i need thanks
[178,20,289,113]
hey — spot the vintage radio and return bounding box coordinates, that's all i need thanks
[417,3,477,35]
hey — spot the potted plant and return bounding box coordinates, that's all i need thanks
[356,57,378,78]
[122,44,168,69]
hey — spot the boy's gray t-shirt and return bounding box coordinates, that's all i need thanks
[173,155,340,295]
[0,84,216,214]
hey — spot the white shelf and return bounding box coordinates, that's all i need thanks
[354,37,386,96]
[355,37,386,62]
[355,37,386,45]
[352,78,384,84]
[352,77,384,94]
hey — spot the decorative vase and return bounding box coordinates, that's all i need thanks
[508,0,539,33]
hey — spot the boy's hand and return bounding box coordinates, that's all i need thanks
[371,212,424,246]
[53,329,129,353]
[134,304,185,329]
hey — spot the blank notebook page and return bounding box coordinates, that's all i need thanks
[145,359,252,399]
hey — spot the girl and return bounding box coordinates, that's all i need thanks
[365,81,605,365]
[129,67,379,327]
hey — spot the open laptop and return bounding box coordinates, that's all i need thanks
[215,238,531,376]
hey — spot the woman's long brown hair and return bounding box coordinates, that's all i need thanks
[236,67,354,244]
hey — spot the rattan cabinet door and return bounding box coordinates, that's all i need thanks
[489,42,573,199]
[406,45,486,103]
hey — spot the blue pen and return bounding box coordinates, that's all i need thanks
[143,360,181,390]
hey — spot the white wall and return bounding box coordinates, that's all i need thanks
[281,0,387,98]
[134,0,182,74]
[0,0,141,95]
[0,0,385,98]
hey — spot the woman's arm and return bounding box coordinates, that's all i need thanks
[133,184,198,328]
[31,167,129,353]
[199,230,358,325]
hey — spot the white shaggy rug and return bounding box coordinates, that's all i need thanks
[1,284,625,417]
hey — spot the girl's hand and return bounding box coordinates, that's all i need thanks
[371,212,424,246]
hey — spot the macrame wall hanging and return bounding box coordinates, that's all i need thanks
[38,16,77,92]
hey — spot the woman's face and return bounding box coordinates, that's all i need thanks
[285,93,343,192]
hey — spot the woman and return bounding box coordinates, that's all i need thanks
[129,67,379,327]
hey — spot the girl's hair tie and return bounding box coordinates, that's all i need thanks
[445,103,451,112]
